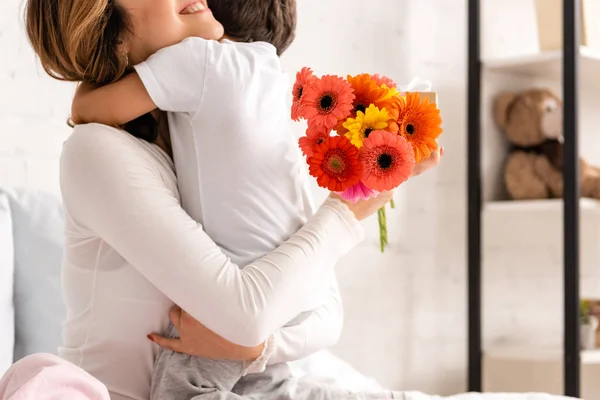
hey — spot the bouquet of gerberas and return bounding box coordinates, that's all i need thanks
[291,69,443,252]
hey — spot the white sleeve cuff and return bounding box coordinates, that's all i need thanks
[133,61,173,111]
[241,335,277,376]
[321,197,364,246]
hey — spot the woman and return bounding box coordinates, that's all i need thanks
[23,0,402,399]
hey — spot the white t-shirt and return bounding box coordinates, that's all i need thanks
[59,125,363,400]
[135,38,312,267]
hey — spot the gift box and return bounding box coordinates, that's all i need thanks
[535,0,600,52]
[411,91,438,107]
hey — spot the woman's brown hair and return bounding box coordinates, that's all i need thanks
[25,0,158,141]
[25,0,130,85]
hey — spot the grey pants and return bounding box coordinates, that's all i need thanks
[150,324,400,400]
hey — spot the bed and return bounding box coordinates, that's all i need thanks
[0,187,579,399]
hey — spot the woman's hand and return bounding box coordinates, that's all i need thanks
[331,148,443,221]
[148,306,265,361]
[332,190,394,221]
[411,147,444,177]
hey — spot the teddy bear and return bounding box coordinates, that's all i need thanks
[493,88,600,201]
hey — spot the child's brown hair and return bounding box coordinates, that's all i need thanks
[209,0,297,56]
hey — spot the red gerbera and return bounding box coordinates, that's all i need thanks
[298,125,331,158]
[359,130,415,192]
[308,135,362,192]
[299,75,355,131]
[291,67,316,121]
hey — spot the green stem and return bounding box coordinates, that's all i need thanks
[378,206,387,252]
[390,199,396,209]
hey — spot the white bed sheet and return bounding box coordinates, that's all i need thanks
[290,351,579,400]
[403,394,577,400]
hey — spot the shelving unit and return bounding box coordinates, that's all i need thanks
[485,344,600,364]
[483,199,600,251]
[484,198,600,213]
[468,0,586,398]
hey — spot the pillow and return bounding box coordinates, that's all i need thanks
[3,189,66,361]
[0,193,14,377]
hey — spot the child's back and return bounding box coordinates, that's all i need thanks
[140,38,313,267]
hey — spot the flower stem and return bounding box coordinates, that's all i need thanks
[390,199,396,209]
[378,206,388,252]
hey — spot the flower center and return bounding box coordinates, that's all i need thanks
[329,157,344,172]
[364,128,373,138]
[354,104,366,114]
[319,93,336,112]
[377,153,393,170]
[405,124,415,135]
[324,149,349,180]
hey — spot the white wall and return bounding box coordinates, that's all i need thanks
[5,0,590,396]
[0,0,75,193]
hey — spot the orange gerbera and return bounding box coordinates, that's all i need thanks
[308,135,362,192]
[300,75,355,131]
[335,74,390,135]
[359,130,415,192]
[396,92,443,163]
[291,67,316,121]
[298,125,330,158]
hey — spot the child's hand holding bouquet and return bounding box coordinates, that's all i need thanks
[291,69,443,252]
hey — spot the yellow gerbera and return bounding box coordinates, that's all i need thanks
[381,84,400,99]
[342,104,391,148]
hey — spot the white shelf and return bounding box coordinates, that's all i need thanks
[484,198,600,213]
[483,198,600,278]
[483,46,600,84]
[485,344,600,365]
[484,344,600,398]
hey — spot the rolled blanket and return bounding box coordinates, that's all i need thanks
[0,353,109,400]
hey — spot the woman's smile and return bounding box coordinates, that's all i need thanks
[180,0,211,15]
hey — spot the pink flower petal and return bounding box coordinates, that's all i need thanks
[338,181,376,203]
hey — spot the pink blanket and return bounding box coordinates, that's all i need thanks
[0,353,109,400]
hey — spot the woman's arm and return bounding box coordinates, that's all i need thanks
[253,150,444,366]
[268,280,343,365]
[239,280,343,373]
[149,280,344,366]
[60,125,363,347]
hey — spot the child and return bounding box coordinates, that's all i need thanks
[72,1,428,398]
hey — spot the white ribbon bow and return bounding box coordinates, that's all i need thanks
[400,76,433,92]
